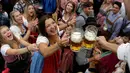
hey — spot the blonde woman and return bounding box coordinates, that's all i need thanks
[23,4,39,43]
[23,4,37,23]
[100,0,113,12]
[0,26,38,73]
[97,0,113,29]
[10,10,31,41]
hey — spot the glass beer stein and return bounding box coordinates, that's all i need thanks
[83,25,98,49]
[70,28,84,52]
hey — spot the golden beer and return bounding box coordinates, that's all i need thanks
[70,28,84,52]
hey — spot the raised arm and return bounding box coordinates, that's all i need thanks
[1,44,38,56]
[37,33,69,57]
[96,36,119,53]
[38,42,61,57]
[17,37,31,46]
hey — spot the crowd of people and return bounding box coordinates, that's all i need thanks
[0,0,130,73]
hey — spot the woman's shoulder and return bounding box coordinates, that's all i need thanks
[10,25,20,31]
[10,25,19,29]
[1,44,10,48]
[37,35,48,39]
[1,44,11,56]
[36,34,49,45]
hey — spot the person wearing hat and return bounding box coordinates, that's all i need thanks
[103,1,123,40]
[76,2,94,29]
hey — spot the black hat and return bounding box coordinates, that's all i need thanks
[113,1,122,9]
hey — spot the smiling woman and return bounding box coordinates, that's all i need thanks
[0,26,13,41]
[58,1,76,36]
[30,15,69,73]
[0,25,38,73]
[10,10,31,41]
[23,4,39,43]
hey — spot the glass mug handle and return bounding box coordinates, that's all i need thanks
[103,24,108,31]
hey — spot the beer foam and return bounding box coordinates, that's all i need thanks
[85,31,96,41]
[71,32,82,43]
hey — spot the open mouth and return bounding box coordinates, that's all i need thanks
[7,33,12,38]
[6,33,12,40]
[30,12,34,15]
[50,27,57,34]
[50,29,55,33]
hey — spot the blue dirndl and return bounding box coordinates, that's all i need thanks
[30,51,44,73]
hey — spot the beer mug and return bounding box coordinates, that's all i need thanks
[83,25,98,49]
[70,28,84,52]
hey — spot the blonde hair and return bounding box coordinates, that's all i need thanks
[0,26,19,48]
[100,0,113,10]
[0,26,7,44]
[102,0,113,5]
[10,10,20,25]
[24,4,37,22]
